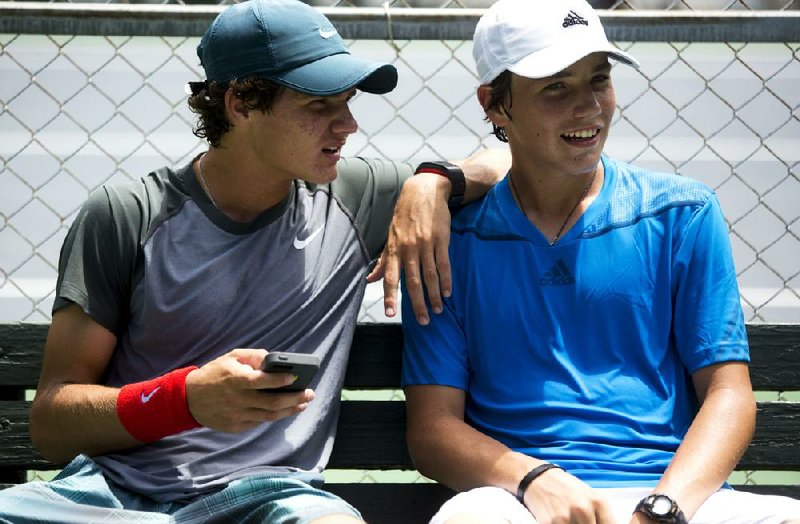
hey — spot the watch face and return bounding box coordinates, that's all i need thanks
[651,495,673,516]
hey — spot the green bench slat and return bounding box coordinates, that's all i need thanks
[746,324,800,391]
[1,399,798,470]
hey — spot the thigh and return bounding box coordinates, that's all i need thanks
[599,486,800,524]
[430,486,537,524]
[0,456,168,524]
[692,489,800,524]
[172,474,362,524]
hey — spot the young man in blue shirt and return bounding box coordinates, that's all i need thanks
[401,0,800,522]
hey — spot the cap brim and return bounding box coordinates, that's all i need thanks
[271,53,398,96]
[510,44,639,80]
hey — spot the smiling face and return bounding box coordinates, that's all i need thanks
[480,52,616,180]
[241,87,359,186]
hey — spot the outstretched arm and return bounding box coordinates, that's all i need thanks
[369,147,510,324]
[629,361,755,523]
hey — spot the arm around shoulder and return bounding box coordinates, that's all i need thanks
[371,147,510,323]
[454,146,510,204]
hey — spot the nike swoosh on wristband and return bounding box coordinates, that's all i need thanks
[319,28,338,39]
[140,387,161,403]
[293,226,325,250]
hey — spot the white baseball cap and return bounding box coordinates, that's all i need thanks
[473,0,639,85]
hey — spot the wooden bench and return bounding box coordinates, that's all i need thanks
[1,322,798,523]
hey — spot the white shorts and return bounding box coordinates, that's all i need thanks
[430,486,800,524]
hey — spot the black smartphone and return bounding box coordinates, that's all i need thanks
[262,352,321,392]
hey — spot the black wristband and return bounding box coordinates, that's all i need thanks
[516,463,563,508]
[414,161,466,208]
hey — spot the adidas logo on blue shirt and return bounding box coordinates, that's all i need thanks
[540,259,575,286]
[562,10,588,28]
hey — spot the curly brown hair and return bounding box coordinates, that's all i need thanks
[188,78,286,147]
[483,71,513,143]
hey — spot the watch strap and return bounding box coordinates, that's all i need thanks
[634,493,688,524]
[414,161,466,208]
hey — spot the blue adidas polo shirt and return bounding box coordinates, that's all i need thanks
[401,155,749,487]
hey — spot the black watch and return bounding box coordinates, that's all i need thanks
[414,161,466,208]
[634,493,688,524]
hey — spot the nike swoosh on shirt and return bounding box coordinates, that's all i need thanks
[319,28,338,39]
[293,226,325,250]
[141,387,161,403]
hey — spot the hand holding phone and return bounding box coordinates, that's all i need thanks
[262,352,320,392]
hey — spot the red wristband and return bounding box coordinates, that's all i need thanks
[117,366,200,443]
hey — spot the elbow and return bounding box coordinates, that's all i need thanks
[743,390,757,438]
[29,403,55,462]
[29,395,71,464]
[406,426,441,481]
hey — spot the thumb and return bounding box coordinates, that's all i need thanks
[366,254,386,283]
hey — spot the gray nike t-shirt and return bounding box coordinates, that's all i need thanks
[53,156,412,503]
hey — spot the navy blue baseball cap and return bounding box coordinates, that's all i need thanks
[196,0,398,96]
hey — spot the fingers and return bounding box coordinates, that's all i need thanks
[403,239,452,325]
[384,224,447,325]
[434,233,452,300]
[402,258,429,325]
[251,388,315,415]
[420,245,443,316]
[389,255,442,325]
[208,390,315,433]
[381,250,400,318]
[229,348,268,371]
[366,254,385,284]
[382,172,453,324]
[186,350,316,433]
[524,469,614,524]
[594,499,617,524]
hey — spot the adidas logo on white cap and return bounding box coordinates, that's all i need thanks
[562,10,589,28]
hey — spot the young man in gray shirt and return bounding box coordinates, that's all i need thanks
[0,1,507,522]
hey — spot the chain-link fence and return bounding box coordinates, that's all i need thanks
[1,0,799,9]
[1,4,799,488]
[2,6,798,324]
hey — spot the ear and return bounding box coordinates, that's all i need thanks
[224,88,249,125]
[477,85,510,128]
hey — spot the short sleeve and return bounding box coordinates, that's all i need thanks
[671,193,749,372]
[400,279,470,390]
[331,157,413,261]
[54,184,142,335]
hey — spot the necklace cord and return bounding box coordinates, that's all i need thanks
[509,170,596,246]
[197,153,219,209]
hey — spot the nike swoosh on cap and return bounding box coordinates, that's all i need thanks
[293,225,325,250]
[319,28,338,39]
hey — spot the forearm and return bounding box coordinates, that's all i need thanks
[30,383,140,463]
[651,374,756,518]
[409,414,540,494]
[406,386,615,522]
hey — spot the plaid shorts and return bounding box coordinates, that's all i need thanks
[0,454,361,524]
